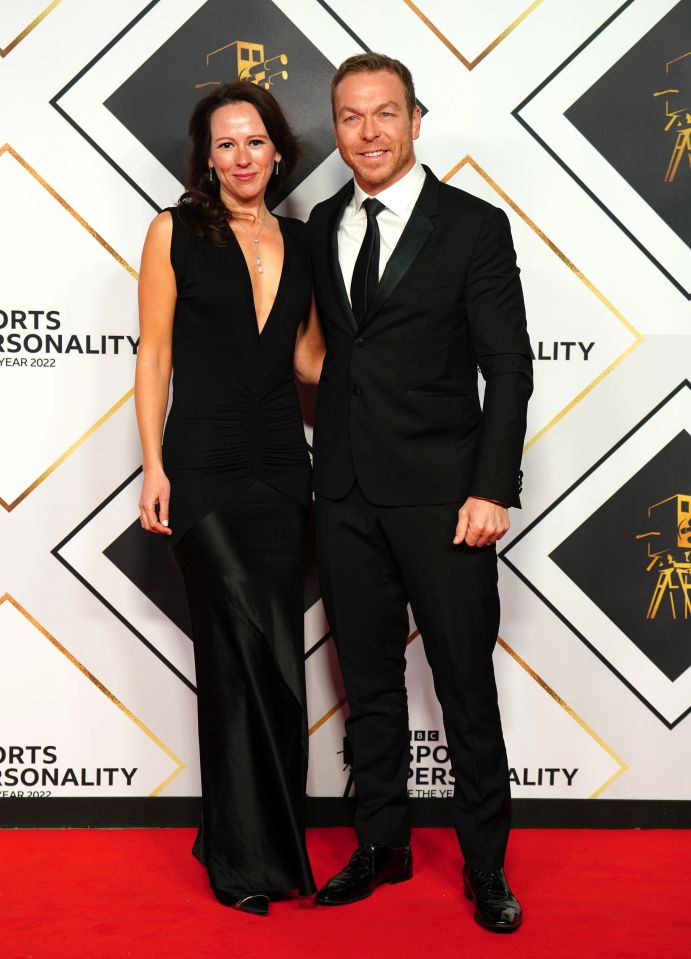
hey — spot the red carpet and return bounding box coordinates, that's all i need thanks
[2,827,689,958]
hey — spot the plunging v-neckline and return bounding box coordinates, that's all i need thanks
[230,215,286,338]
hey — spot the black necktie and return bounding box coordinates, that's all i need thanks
[350,197,385,325]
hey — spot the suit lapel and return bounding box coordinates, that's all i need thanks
[364,168,439,327]
[327,183,359,333]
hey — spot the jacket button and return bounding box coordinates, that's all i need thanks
[355,337,365,348]
[352,385,361,396]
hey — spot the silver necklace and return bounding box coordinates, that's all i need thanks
[232,215,266,273]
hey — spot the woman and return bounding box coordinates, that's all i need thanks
[135,81,324,916]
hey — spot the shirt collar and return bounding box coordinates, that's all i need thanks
[351,160,425,218]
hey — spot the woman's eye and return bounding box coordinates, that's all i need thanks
[219,142,232,149]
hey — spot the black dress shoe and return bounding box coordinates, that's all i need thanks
[212,887,270,916]
[462,865,522,932]
[315,842,413,905]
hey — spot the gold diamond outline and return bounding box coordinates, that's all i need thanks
[311,628,627,798]
[0,0,63,58]
[402,0,545,70]
[443,155,644,450]
[308,630,347,735]
[407,630,627,798]
[496,636,627,798]
[309,695,347,736]
[308,629,421,735]
[0,592,186,796]
[0,144,138,512]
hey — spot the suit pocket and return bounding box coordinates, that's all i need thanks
[407,389,466,398]
[398,272,457,290]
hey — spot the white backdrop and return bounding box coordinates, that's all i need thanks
[1,0,689,811]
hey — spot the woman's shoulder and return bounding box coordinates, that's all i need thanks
[141,210,174,258]
[149,208,174,233]
[146,207,191,246]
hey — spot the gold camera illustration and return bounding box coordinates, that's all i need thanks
[636,494,691,620]
[196,40,288,91]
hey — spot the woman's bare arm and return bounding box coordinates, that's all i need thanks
[294,294,325,385]
[134,211,176,535]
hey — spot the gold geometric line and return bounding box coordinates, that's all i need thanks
[665,50,691,71]
[0,145,139,279]
[0,389,134,513]
[0,143,139,511]
[497,636,628,798]
[308,628,420,735]
[307,629,420,736]
[0,593,186,796]
[309,696,347,736]
[523,338,640,451]
[401,0,471,68]
[443,155,644,449]
[402,629,626,797]
[0,0,62,57]
[402,0,544,70]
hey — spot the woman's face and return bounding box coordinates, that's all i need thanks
[208,101,280,208]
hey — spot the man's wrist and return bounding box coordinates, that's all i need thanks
[468,495,509,508]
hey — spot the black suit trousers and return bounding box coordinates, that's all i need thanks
[316,483,511,869]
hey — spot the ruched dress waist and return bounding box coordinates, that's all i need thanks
[161,208,313,545]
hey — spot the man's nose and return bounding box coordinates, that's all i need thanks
[361,116,380,140]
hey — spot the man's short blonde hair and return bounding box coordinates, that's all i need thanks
[330,52,417,119]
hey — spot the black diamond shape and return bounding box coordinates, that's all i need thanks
[54,467,324,691]
[565,0,691,251]
[513,0,691,298]
[104,0,338,209]
[104,508,321,629]
[104,521,194,638]
[550,430,691,682]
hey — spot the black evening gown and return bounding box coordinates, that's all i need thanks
[162,206,316,900]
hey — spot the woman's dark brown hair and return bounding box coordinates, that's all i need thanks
[178,80,300,246]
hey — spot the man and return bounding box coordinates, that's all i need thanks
[307,53,532,932]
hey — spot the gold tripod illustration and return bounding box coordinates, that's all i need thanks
[653,50,691,182]
[645,556,691,620]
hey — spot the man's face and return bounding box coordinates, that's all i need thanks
[333,69,421,194]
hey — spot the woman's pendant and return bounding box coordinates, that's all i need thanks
[254,238,263,274]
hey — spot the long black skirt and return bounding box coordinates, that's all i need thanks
[172,481,316,901]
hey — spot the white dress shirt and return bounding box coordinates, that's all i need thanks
[337,160,427,302]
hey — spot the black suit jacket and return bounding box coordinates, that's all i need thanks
[307,166,533,508]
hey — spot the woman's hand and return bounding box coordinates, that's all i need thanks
[139,468,172,535]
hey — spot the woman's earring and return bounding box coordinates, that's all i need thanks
[209,168,214,183]
[274,160,279,177]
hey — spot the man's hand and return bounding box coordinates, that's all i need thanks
[453,497,509,547]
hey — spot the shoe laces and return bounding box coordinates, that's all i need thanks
[338,842,377,882]
[471,868,512,902]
